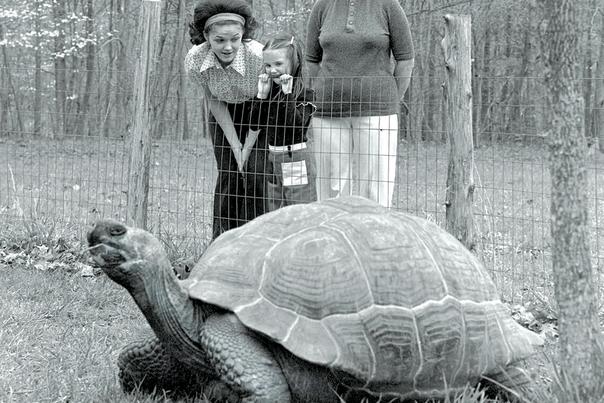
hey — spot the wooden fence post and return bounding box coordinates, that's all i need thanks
[442,14,475,250]
[127,0,161,229]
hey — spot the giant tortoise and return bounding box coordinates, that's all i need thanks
[87,196,542,402]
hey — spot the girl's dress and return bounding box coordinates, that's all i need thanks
[248,81,317,211]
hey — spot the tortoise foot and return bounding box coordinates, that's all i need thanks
[118,334,239,402]
[480,365,535,403]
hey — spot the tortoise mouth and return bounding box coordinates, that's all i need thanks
[88,243,126,268]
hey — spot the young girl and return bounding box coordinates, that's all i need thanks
[184,0,267,240]
[248,34,317,212]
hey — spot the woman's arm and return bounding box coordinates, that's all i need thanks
[388,0,414,101]
[394,58,414,101]
[306,62,321,88]
[202,85,244,172]
[305,2,323,88]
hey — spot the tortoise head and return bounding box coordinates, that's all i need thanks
[87,220,167,288]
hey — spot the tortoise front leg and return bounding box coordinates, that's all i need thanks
[200,313,292,402]
[118,334,240,402]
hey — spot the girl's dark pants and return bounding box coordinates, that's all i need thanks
[208,102,267,240]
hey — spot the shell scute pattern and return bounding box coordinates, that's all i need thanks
[325,212,451,307]
[186,197,541,392]
[261,226,373,320]
[280,315,339,364]
[412,297,466,390]
[456,302,493,378]
[187,232,276,309]
[321,314,375,380]
[335,307,421,387]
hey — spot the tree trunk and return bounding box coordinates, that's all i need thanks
[0,23,7,137]
[0,23,24,136]
[509,3,533,137]
[480,25,493,141]
[472,27,484,147]
[499,13,513,135]
[102,0,115,138]
[33,0,42,136]
[150,0,171,139]
[596,10,604,152]
[408,0,430,141]
[540,0,601,398]
[53,0,67,137]
[175,0,189,140]
[116,0,133,137]
[582,0,596,139]
[424,1,437,141]
[76,0,95,136]
[442,14,475,251]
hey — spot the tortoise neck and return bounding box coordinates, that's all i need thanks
[132,257,214,370]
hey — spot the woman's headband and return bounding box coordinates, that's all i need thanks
[204,13,246,30]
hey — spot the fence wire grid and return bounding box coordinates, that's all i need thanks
[1,70,603,307]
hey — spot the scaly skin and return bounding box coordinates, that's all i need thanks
[117,334,241,400]
[200,313,292,402]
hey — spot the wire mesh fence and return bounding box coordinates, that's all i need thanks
[1,69,603,306]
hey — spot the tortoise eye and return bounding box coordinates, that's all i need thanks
[109,225,126,236]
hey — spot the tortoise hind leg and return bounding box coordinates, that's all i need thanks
[480,365,535,403]
[118,334,239,402]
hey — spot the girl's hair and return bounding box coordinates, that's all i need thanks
[188,0,257,45]
[263,33,305,99]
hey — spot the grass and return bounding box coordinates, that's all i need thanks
[0,257,144,402]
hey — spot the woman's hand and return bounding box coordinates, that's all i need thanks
[232,146,244,173]
[241,145,252,168]
[279,74,293,94]
[241,129,260,169]
[257,73,271,99]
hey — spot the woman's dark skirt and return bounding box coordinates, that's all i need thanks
[208,101,268,240]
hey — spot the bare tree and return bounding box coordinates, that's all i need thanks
[0,22,24,136]
[102,0,116,138]
[540,0,602,398]
[75,0,95,136]
[53,0,67,137]
[175,0,189,140]
[33,0,42,136]
[596,9,604,152]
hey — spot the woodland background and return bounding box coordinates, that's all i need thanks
[0,0,602,145]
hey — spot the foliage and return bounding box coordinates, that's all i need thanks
[0,0,102,60]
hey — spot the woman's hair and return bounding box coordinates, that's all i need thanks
[263,33,305,99]
[189,0,257,45]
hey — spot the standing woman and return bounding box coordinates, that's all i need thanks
[185,0,266,240]
[305,0,415,208]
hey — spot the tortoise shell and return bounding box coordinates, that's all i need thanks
[186,196,541,397]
